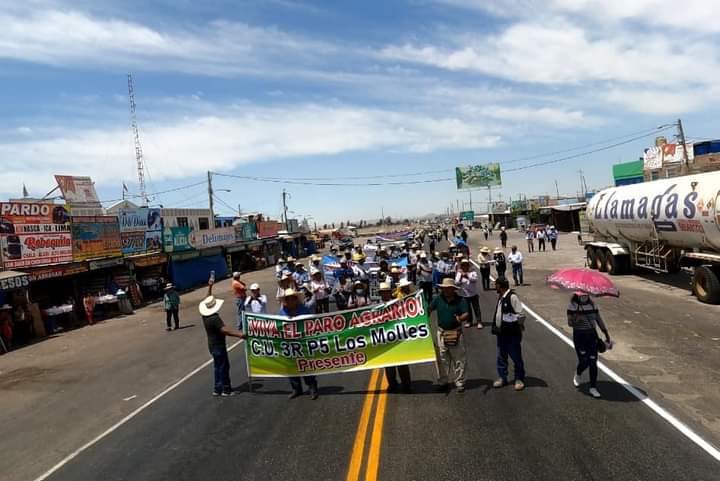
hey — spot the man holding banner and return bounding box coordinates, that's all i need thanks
[278,289,320,400]
[429,278,469,393]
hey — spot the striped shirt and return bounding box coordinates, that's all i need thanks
[567,301,607,332]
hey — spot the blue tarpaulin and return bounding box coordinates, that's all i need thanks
[169,254,228,291]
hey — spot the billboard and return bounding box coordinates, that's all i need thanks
[189,227,237,249]
[71,216,122,261]
[118,207,163,255]
[455,163,502,189]
[163,226,192,253]
[54,175,101,207]
[256,221,282,239]
[460,211,474,221]
[0,202,73,268]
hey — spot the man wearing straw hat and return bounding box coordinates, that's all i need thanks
[278,288,320,400]
[429,278,469,393]
[199,292,246,397]
[163,283,180,331]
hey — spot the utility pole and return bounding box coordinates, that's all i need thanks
[282,189,289,231]
[677,118,690,175]
[207,171,215,225]
[468,190,473,212]
[554,179,560,199]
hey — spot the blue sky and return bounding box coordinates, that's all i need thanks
[1,0,718,225]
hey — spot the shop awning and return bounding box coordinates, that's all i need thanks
[0,270,31,292]
[551,202,587,212]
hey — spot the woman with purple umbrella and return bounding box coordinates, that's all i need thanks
[567,291,611,399]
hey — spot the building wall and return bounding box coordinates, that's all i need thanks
[160,208,212,231]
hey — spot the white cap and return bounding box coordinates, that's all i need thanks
[250,283,260,290]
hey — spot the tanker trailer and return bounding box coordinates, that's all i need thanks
[585,170,720,303]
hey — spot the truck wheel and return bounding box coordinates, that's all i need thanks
[595,249,608,272]
[586,248,597,269]
[692,266,720,304]
[606,253,627,275]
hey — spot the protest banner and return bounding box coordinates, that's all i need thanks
[244,290,436,378]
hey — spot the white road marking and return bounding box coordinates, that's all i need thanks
[122,395,137,401]
[33,340,245,481]
[471,259,720,462]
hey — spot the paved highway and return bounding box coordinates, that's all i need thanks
[35,235,719,481]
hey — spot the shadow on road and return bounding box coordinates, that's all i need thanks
[174,324,196,330]
[577,380,645,402]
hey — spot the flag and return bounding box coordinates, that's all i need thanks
[22,184,28,197]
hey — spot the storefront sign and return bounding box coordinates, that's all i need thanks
[256,221,282,239]
[0,202,73,268]
[189,227,237,249]
[129,253,167,268]
[170,250,200,261]
[119,208,163,255]
[27,262,89,281]
[71,216,122,261]
[89,257,125,270]
[226,244,247,254]
[245,290,436,378]
[54,175,101,207]
[163,226,192,253]
[235,223,257,242]
[0,272,30,292]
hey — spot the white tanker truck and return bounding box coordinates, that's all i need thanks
[585,170,720,304]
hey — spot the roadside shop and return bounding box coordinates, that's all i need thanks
[0,270,34,352]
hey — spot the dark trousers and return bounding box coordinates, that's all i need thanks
[480,268,491,290]
[385,365,411,390]
[573,330,599,388]
[289,375,318,394]
[165,309,179,329]
[551,239,557,250]
[315,298,330,314]
[496,334,525,381]
[420,281,433,303]
[210,346,231,394]
[512,263,524,286]
[464,295,481,325]
[484,232,488,240]
[496,266,506,279]
[501,238,507,248]
[538,239,546,251]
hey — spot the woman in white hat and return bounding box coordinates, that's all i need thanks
[310,268,330,313]
[199,292,246,397]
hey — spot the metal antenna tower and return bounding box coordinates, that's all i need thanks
[128,73,149,206]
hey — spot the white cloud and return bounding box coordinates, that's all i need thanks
[0,103,502,198]
[0,7,336,75]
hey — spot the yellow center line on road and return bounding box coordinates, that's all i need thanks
[345,369,383,481]
[364,375,389,481]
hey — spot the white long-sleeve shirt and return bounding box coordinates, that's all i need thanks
[508,251,524,265]
[455,270,478,298]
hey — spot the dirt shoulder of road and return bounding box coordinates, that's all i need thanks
[475,229,720,442]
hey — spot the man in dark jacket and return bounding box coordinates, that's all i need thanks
[492,277,526,391]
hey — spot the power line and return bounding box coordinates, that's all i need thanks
[210,126,673,187]
[210,125,670,182]
[98,180,207,204]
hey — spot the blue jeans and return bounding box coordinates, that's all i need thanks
[573,329,599,388]
[235,297,245,330]
[512,263,524,286]
[496,334,525,382]
[210,345,231,394]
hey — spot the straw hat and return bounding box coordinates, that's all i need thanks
[460,258,470,264]
[378,282,392,291]
[250,283,260,290]
[286,256,296,262]
[398,279,413,288]
[164,283,174,290]
[281,272,293,281]
[494,247,503,254]
[352,253,366,262]
[390,267,401,274]
[310,267,321,275]
[199,296,224,316]
[279,288,300,299]
[419,252,427,258]
[480,247,490,254]
[438,278,458,289]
